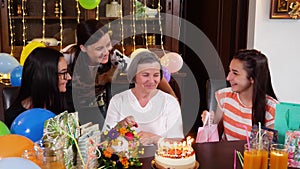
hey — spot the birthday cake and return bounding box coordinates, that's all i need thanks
[154,136,196,169]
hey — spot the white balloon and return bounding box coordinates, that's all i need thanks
[0,157,41,169]
[130,48,150,60]
[160,52,183,73]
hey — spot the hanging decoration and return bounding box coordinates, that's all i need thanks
[143,0,148,49]
[96,4,99,20]
[78,0,101,10]
[157,0,165,55]
[22,0,27,46]
[132,0,136,51]
[7,0,14,55]
[119,0,125,54]
[42,0,46,40]
[76,0,81,23]
[59,0,63,50]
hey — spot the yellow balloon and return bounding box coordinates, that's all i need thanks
[130,48,149,60]
[20,42,46,66]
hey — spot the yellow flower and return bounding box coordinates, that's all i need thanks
[103,130,108,135]
[111,139,119,146]
[103,141,109,147]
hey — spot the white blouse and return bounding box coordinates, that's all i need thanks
[102,90,184,139]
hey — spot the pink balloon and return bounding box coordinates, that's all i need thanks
[160,52,183,73]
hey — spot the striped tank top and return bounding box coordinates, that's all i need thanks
[215,87,279,141]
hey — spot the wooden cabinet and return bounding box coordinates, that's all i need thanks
[0,0,180,59]
[0,0,88,58]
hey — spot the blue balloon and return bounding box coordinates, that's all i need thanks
[162,66,171,82]
[0,53,20,73]
[10,65,23,86]
[0,157,41,169]
[10,108,56,142]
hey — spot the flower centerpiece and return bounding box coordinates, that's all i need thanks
[98,124,143,169]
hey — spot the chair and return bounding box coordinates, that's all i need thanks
[0,85,20,122]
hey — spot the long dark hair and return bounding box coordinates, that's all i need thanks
[18,47,66,114]
[71,19,112,83]
[233,49,277,126]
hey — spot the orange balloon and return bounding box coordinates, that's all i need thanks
[0,134,35,158]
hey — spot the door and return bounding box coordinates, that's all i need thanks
[179,0,249,137]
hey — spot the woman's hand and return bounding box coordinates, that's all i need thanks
[118,116,138,128]
[201,110,208,124]
[201,110,214,125]
[137,131,161,145]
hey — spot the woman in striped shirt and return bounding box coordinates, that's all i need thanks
[202,49,279,141]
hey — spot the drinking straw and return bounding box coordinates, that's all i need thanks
[243,125,251,151]
[236,151,244,168]
[258,122,262,150]
[234,149,236,169]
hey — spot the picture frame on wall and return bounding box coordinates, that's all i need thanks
[270,0,300,19]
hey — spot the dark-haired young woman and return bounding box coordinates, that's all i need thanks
[202,49,279,141]
[65,19,178,125]
[5,47,71,128]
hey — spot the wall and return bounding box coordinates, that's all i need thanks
[247,0,300,104]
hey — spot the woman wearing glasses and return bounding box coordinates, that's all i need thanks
[4,47,71,128]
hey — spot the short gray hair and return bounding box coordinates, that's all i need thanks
[127,51,162,83]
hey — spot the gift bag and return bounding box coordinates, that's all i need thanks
[196,112,219,143]
[274,102,300,144]
[285,130,300,168]
[251,125,278,144]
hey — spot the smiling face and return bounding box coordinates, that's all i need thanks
[57,57,71,92]
[135,68,161,94]
[80,33,112,66]
[226,58,254,94]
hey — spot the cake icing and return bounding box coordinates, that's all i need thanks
[154,136,196,169]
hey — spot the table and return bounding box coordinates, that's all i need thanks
[193,140,297,169]
[194,140,245,169]
[140,140,297,169]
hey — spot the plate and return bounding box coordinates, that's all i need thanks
[151,160,200,169]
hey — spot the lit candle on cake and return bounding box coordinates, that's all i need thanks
[186,136,194,153]
[182,141,187,156]
[174,142,177,156]
[183,141,186,149]
[166,142,170,156]
[178,142,182,151]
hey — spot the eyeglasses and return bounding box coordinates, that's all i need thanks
[58,71,70,80]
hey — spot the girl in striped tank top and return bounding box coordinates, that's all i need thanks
[202,49,279,141]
